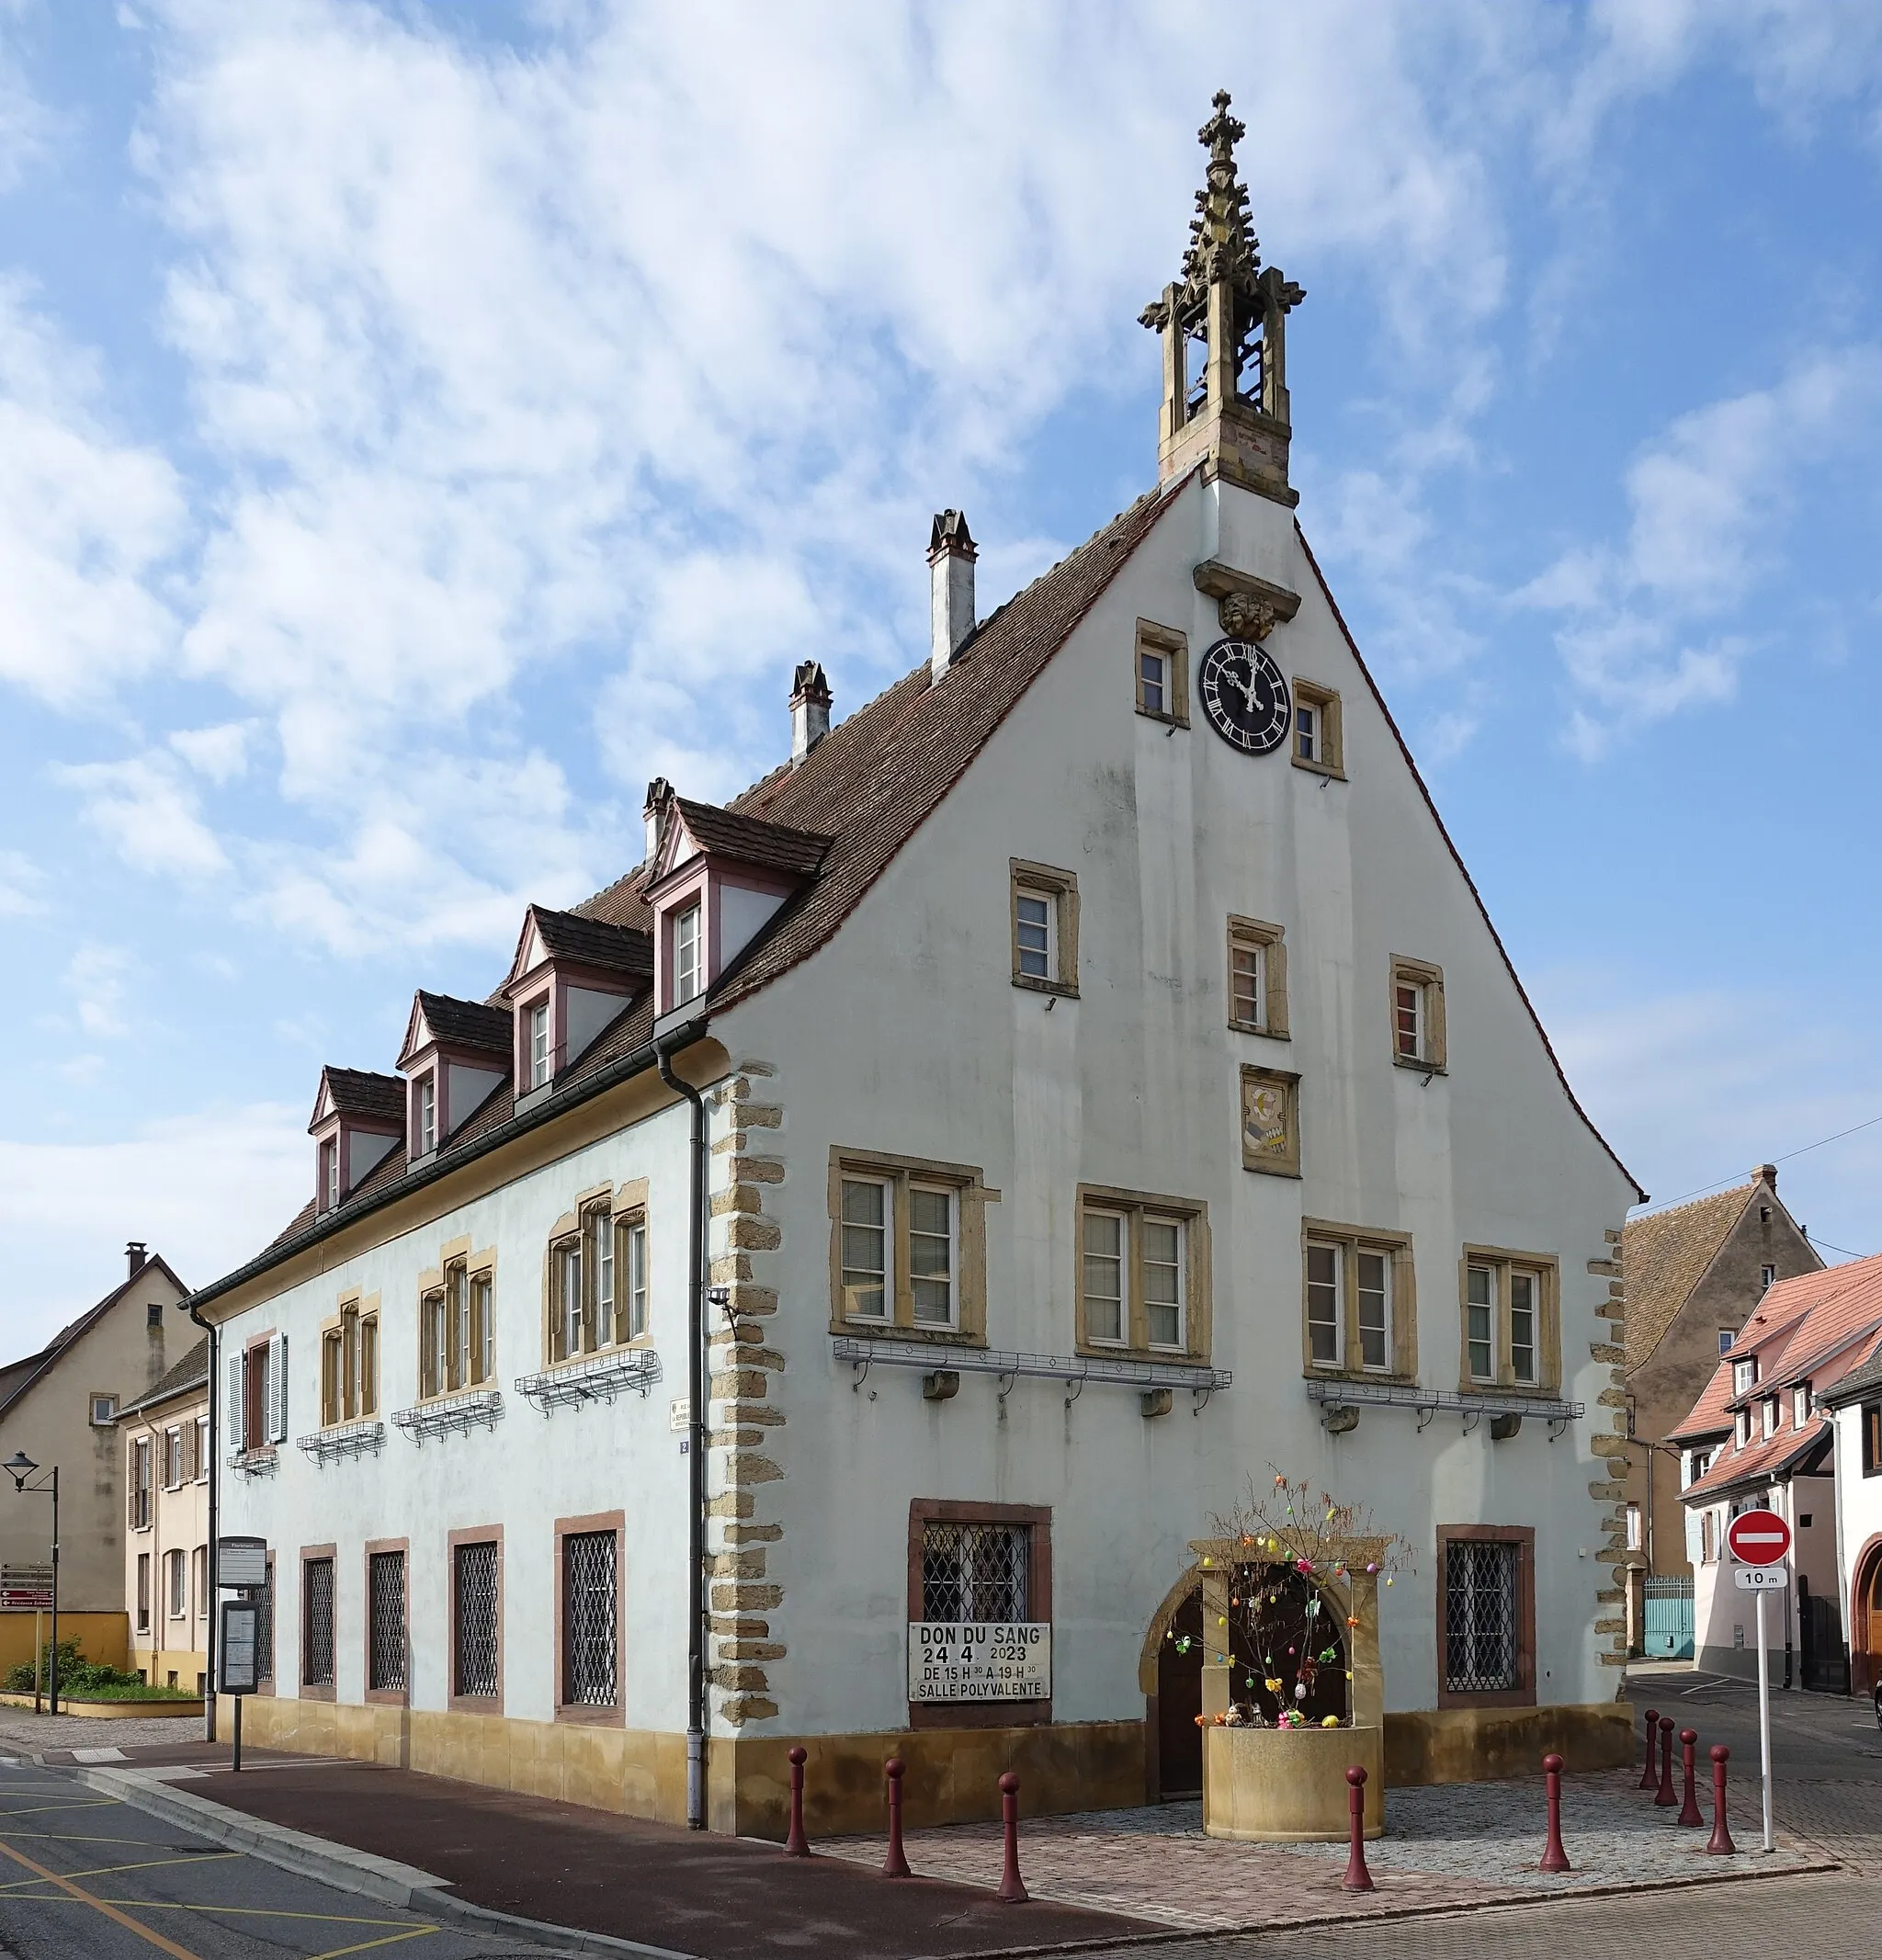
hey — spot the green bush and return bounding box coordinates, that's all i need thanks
[3,1638,148,1695]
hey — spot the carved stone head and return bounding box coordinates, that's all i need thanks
[1218,591,1277,640]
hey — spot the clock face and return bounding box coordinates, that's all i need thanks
[1197,638,1291,755]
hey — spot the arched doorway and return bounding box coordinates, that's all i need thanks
[1852,1536,1882,1696]
[1156,1590,1205,1798]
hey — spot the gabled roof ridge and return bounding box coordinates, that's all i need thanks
[120,1336,210,1415]
[0,1252,190,1422]
[1294,525,1645,1203]
[1623,1183,1760,1373]
[1629,1181,1759,1230]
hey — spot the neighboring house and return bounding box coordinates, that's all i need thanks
[1619,1167,1820,1649]
[0,1244,188,1615]
[1675,1258,1882,1685]
[1819,1335,1882,1701]
[119,1339,211,1693]
[190,97,1646,1835]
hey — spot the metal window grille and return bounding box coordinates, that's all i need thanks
[255,1567,276,1682]
[922,1523,1028,1623]
[454,1542,500,1698]
[302,1558,334,1686]
[368,1550,406,1693]
[563,1531,618,1706]
[1444,1539,1520,1693]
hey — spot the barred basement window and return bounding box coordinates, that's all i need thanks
[255,1567,275,1683]
[562,1531,618,1707]
[922,1522,1028,1624]
[453,1541,499,1699]
[368,1550,406,1694]
[302,1558,335,1687]
[1444,1539,1520,1694]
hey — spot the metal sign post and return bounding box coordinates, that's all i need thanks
[1726,1505,1791,1853]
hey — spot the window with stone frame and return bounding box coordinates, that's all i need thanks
[907,1500,1051,1725]
[1436,1526,1535,1707]
[829,1150,989,1343]
[1226,916,1288,1037]
[301,1554,335,1688]
[422,1258,496,1398]
[1075,1184,1210,1359]
[320,1301,378,1425]
[1458,1248,1558,1391]
[1134,619,1189,726]
[1301,1223,1415,1379]
[1008,860,1079,997]
[1390,957,1446,1071]
[549,1201,648,1364]
[1290,676,1343,776]
[557,1519,621,1717]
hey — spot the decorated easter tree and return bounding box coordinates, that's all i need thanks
[1209,1471,1413,1729]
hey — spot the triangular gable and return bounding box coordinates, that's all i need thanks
[397,994,435,1071]
[652,811,702,883]
[310,1074,335,1129]
[502,908,551,994]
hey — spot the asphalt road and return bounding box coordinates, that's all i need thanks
[0,1758,550,1960]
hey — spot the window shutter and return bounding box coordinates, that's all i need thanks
[227,1353,244,1453]
[127,1444,137,1528]
[268,1331,289,1442]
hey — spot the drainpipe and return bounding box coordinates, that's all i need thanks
[187,1295,218,1744]
[657,1025,709,1831]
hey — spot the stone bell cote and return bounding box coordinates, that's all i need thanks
[1139,91,1304,505]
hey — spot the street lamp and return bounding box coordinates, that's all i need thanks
[4,1452,59,1716]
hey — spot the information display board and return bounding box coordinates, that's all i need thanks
[218,1535,268,1590]
[907,1622,1051,1702]
[219,1600,259,1695]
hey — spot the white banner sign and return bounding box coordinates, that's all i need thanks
[1733,1565,1789,1591]
[907,1622,1051,1702]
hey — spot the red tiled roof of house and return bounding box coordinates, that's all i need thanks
[1683,1414,1831,1502]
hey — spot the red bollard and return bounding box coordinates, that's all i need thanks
[1678,1729,1704,1827]
[1706,1744,1737,1855]
[1540,1752,1572,1872]
[882,1758,912,1878]
[1341,1765,1375,1891]
[1655,1716,1677,1807]
[784,1744,810,1857]
[1638,1707,1660,1789]
[997,1772,1028,1903]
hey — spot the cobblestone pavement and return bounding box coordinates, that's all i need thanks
[1066,1872,1882,1959]
[822,1769,1810,1932]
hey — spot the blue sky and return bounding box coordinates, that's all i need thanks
[4,0,1882,1347]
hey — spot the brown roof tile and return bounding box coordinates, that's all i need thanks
[668,798,832,878]
[1622,1184,1758,1371]
[413,991,511,1056]
[525,906,654,979]
[314,1067,404,1127]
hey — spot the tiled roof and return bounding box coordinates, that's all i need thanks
[1622,1184,1759,1372]
[121,1337,210,1415]
[1683,1414,1831,1502]
[1673,1251,1882,1446]
[527,907,654,978]
[668,798,832,879]
[1820,1346,1882,1410]
[0,1252,190,1421]
[316,1067,404,1126]
[414,991,511,1056]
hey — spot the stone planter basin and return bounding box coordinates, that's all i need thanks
[1202,1722,1384,1841]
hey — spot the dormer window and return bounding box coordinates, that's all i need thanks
[528,1002,550,1088]
[674,904,703,1005]
[310,1067,403,1214]
[1735,1409,1752,1448]
[1761,1396,1777,1440]
[1733,1357,1758,1397]
[416,1075,436,1157]
[320,1139,339,1211]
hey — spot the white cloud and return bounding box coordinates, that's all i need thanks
[169,719,255,781]
[0,279,187,708]
[54,752,232,878]
[65,942,130,1038]
[0,1101,309,1354]
[1520,349,1882,757]
[0,847,42,917]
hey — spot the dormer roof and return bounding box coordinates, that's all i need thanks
[399,991,511,1068]
[651,797,833,886]
[502,905,653,998]
[309,1066,405,1134]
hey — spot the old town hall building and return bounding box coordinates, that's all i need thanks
[192,95,1643,1832]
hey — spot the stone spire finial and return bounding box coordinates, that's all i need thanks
[1140,89,1305,504]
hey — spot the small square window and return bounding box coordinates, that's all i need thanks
[1760,1263,1775,1293]
[1733,1358,1758,1397]
[1227,917,1287,1037]
[1718,1329,1735,1355]
[1389,957,1446,1070]
[90,1393,118,1426]
[146,1299,164,1329]
[1134,620,1188,726]
[1289,678,1343,776]
[1010,862,1078,997]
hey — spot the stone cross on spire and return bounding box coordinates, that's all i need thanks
[1140,90,1304,504]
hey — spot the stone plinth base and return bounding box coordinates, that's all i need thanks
[1203,1723,1383,1841]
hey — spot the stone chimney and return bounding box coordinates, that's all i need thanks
[789,661,832,766]
[126,1241,148,1278]
[1754,1163,1778,1191]
[928,510,977,683]
[642,777,674,868]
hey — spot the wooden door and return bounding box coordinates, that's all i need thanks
[1157,1592,1204,1798]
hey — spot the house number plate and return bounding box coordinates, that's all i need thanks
[907,1622,1051,1701]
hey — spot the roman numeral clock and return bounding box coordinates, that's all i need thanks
[1197,635,1290,753]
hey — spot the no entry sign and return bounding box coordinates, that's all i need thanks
[1726,1508,1791,1566]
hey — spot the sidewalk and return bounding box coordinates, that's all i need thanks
[41,1737,1156,1959]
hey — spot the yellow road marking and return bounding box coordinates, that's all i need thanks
[0,1832,203,1959]
[0,1851,237,1891]
[309,1930,439,1960]
[0,1800,118,1818]
[90,1898,417,1925]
